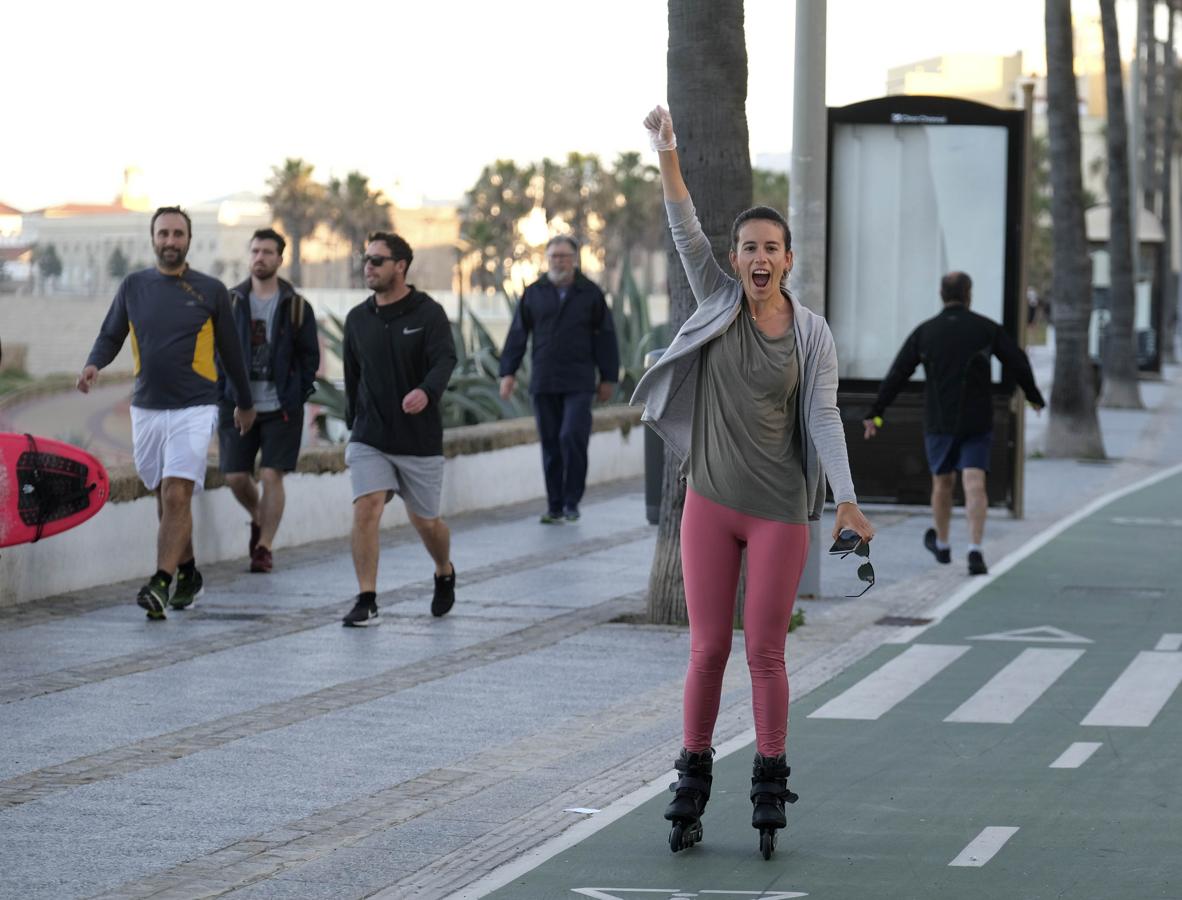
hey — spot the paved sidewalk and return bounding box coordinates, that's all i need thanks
[1,358,1179,900]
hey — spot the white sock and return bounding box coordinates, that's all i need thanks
[968,543,983,554]
[936,539,950,551]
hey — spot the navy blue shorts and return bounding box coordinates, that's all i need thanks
[924,431,992,475]
[218,406,304,474]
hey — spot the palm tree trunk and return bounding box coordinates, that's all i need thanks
[290,237,303,289]
[1160,0,1179,363]
[1044,0,1107,457]
[1099,0,1145,408]
[647,0,752,625]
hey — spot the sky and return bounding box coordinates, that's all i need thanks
[2,0,1133,212]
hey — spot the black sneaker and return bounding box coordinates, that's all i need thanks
[136,575,170,620]
[923,528,951,564]
[539,511,564,525]
[431,565,456,618]
[170,568,204,609]
[343,596,380,627]
[564,507,581,522]
[967,550,989,576]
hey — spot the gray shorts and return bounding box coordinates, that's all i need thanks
[345,441,445,519]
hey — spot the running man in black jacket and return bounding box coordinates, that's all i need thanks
[862,272,1045,575]
[340,232,458,626]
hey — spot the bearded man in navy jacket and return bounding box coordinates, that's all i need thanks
[499,236,619,523]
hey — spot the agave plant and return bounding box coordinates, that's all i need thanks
[310,283,665,440]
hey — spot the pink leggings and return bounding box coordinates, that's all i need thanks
[680,488,809,757]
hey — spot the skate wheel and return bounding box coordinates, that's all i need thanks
[670,822,685,853]
[760,829,775,860]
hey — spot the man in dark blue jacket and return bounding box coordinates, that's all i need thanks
[499,236,619,523]
[216,228,320,574]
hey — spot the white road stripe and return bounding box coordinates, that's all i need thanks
[809,644,968,720]
[948,826,1020,867]
[945,648,1084,724]
[1155,634,1182,652]
[1082,651,1182,727]
[1049,742,1103,769]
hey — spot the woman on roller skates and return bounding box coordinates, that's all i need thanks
[634,105,874,859]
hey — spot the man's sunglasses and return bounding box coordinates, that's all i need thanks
[828,528,875,598]
[362,254,396,267]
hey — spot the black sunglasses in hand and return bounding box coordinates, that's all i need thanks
[828,528,875,598]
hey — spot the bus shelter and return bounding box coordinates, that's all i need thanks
[825,95,1028,512]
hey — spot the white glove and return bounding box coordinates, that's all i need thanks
[643,105,677,151]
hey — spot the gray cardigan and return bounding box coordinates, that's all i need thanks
[631,196,857,521]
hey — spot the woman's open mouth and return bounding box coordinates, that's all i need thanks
[751,269,771,289]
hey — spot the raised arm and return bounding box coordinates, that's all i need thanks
[643,105,731,304]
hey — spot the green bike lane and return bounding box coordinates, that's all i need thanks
[473,467,1182,900]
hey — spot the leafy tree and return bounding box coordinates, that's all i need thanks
[1098,0,1143,408]
[328,172,393,288]
[264,158,327,287]
[539,152,610,253]
[752,167,790,213]
[459,159,536,292]
[1044,0,1106,457]
[107,247,129,280]
[36,244,62,280]
[601,151,664,295]
[648,0,752,625]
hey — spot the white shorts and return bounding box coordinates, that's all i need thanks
[130,405,217,492]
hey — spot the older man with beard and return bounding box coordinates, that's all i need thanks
[340,231,458,626]
[499,236,619,524]
[216,228,320,574]
[78,206,256,620]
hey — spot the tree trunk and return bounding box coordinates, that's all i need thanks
[647,0,752,625]
[1044,0,1107,458]
[1160,0,1179,363]
[1145,14,1160,213]
[290,236,303,288]
[1099,0,1145,408]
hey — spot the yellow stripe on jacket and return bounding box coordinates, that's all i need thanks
[129,323,141,375]
[191,317,217,381]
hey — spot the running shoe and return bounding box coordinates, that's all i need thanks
[136,575,170,620]
[431,565,456,618]
[170,568,204,609]
[343,596,381,627]
[923,528,951,564]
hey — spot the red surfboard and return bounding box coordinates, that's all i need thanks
[0,433,111,548]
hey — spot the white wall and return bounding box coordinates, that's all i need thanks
[0,426,645,606]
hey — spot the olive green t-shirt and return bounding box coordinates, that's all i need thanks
[687,312,808,524]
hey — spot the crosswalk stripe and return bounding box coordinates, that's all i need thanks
[1081,651,1182,727]
[1155,634,1182,652]
[948,826,1020,867]
[944,648,1085,724]
[808,644,968,720]
[1049,742,1102,768]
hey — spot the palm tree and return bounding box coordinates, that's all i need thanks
[1160,0,1179,363]
[1099,0,1144,408]
[328,172,393,288]
[1044,0,1106,457]
[264,158,327,287]
[647,0,752,625]
[459,159,536,293]
[601,151,664,295]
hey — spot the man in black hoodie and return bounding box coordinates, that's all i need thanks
[341,232,458,626]
[863,272,1044,575]
[498,236,619,523]
[217,228,320,574]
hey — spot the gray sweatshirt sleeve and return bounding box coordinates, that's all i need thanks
[665,196,733,306]
[807,320,857,506]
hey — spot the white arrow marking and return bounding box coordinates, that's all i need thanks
[1155,634,1182,652]
[948,826,1020,867]
[968,625,1092,644]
